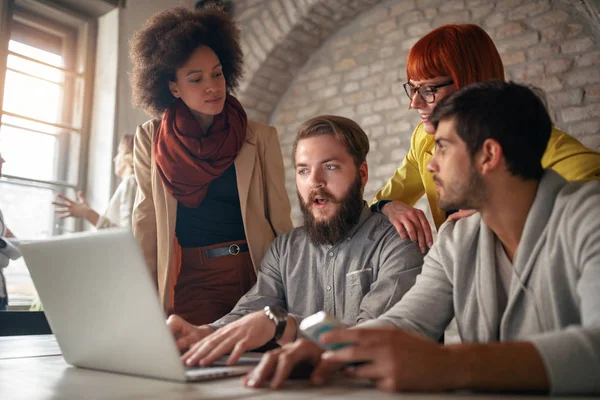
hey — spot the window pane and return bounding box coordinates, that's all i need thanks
[3,69,63,124]
[7,54,65,84]
[0,183,77,306]
[2,114,63,135]
[0,121,81,185]
[0,125,58,181]
[8,40,63,68]
[0,183,76,238]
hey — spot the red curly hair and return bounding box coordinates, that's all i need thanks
[406,24,504,88]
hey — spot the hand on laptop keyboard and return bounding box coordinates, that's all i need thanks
[179,310,280,368]
[167,314,215,353]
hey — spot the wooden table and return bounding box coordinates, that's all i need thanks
[0,335,595,400]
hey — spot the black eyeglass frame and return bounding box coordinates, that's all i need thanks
[403,80,455,104]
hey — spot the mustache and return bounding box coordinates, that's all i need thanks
[308,188,339,204]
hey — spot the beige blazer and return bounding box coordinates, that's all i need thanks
[132,119,293,312]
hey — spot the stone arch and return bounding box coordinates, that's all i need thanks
[233,0,388,122]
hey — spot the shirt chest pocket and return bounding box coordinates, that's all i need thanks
[343,268,373,319]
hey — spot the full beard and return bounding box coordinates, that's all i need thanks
[298,175,364,246]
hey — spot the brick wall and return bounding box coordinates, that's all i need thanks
[234,0,600,225]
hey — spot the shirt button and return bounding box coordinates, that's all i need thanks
[328,252,334,257]
[326,285,332,291]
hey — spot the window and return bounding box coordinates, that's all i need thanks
[0,1,94,308]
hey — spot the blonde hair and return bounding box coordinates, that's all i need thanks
[118,134,134,171]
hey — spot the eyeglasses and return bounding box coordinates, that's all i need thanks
[403,80,454,104]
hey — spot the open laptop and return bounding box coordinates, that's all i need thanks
[19,228,260,382]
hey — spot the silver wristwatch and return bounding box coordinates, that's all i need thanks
[264,305,288,341]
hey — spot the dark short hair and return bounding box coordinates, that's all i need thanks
[430,80,552,180]
[293,115,370,167]
[130,7,243,117]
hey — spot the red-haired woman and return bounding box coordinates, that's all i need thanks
[372,24,600,252]
[130,7,292,325]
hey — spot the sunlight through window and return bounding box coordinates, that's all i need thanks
[1,22,83,307]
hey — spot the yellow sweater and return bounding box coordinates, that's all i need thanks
[373,123,600,229]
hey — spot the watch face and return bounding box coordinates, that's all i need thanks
[267,305,288,321]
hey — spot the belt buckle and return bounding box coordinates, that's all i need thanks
[228,244,240,256]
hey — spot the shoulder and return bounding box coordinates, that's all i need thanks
[550,125,567,136]
[555,178,600,213]
[354,213,425,267]
[417,214,482,279]
[140,118,161,131]
[247,120,278,144]
[547,179,600,261]
[362,211,396,237]
[359,212,415,250]
[411,123,430,144]
[410,123,434,155]
[412,123,428,139]
[544,125,593,155]
[436,213,482,255]
[438,212,481,237]
[137,119,161,139]
[546,125,574,146]
[541,127,600,181]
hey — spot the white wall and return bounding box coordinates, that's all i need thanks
[87,7,119,215]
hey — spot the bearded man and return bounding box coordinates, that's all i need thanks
[166,115,424,367]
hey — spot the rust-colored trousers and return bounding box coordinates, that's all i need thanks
[172,240,257,326]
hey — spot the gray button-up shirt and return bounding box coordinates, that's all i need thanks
[211,204,424,328]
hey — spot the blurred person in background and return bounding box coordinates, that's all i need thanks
[52,134,137,230]
[0,153,23,311]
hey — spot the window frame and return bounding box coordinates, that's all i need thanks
[1,0,97,234]
[0,0,98,309]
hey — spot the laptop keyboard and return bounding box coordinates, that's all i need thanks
[185,365,254,380]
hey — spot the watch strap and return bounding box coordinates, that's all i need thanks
[264,306,287,341]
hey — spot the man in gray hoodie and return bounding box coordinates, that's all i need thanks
[244,81,600,395]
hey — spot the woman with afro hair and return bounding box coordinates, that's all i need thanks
[130,6,292,325]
